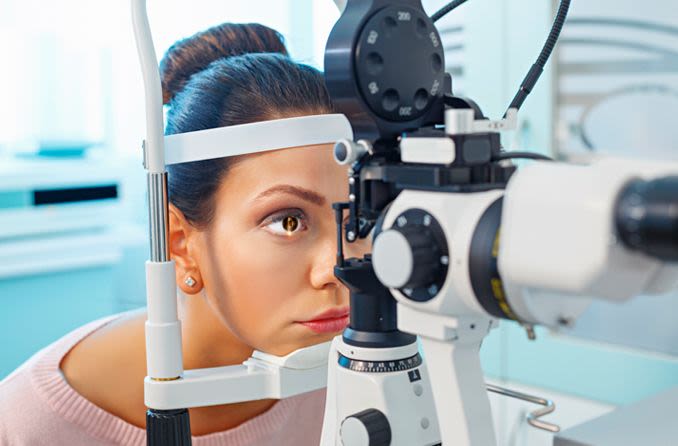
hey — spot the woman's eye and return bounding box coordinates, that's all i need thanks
[263,211,308,236]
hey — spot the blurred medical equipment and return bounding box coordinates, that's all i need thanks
[0,154,150,378]
[551,2,678,358]
[0,157,120,240]
[555,7,678,159]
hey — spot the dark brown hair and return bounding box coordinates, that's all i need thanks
[160,23,333,228]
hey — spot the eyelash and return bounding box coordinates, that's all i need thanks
[262,209,309,237]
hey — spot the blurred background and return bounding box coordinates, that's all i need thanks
[1,0,677,444]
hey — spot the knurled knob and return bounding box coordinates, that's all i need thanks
[340,408,392,446]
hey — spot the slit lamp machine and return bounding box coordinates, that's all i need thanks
[132,0,678,444]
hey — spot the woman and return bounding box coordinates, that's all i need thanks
[0,23,367,445]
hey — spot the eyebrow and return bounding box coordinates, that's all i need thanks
[253,185,327,206]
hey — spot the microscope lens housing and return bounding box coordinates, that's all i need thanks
[616,176,678,262]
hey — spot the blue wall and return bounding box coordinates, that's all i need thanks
[481,322,678,406]
[1,267,116,377]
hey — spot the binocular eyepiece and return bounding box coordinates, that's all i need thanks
[616,176,678,262]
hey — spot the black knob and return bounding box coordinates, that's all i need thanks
[340,409,392,446]
[146,408,192,446]
[400,225,443,288]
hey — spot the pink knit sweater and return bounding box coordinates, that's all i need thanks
[0,315,326,445]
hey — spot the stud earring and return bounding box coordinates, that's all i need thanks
[184,276,196,288]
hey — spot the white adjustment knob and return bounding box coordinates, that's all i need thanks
[373,230,414,289]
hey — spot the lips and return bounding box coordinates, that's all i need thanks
[298,307,350,334]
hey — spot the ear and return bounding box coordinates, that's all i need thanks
[169,204,204,295]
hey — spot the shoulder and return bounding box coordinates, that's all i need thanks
[0,358,41,445]
[60,309,148,428]
[60,309,146,394]
[0,377,52,445]
[0,312,135,445]
[0,368,99,446]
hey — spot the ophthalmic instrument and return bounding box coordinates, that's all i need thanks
[319,1,678,446]
[133,0,678,445]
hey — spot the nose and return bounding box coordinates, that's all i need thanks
[309,237,343,291]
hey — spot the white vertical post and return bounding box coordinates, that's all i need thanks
[131,0,165,174]
[131,0,184,382]
[419,332,498,446]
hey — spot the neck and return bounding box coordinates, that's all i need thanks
[177,291,278,435]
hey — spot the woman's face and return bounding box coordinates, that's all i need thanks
[189,144,369,356]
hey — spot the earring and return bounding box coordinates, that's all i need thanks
[184,276,197,288]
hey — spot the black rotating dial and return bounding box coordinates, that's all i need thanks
[341,409,392,446]
[373,209,449,302]
[355,5,445,122]
[338,352,423,373]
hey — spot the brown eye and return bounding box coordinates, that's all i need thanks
[263,210,308,236]
[283,216,299,233]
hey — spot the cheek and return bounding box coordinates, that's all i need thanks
[206,232,311,343]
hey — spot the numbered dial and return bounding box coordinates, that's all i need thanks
[372,209,449,302]
[338,352,422,373]
[356,5,445,122]
[340,409,392,446]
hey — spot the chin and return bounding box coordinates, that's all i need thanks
[263,326,343,357]
[303,330,342,348]
[292,331,337,351]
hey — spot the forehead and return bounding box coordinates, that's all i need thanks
[218,144,348,200]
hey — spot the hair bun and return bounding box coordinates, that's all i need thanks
[160,22,289,104]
